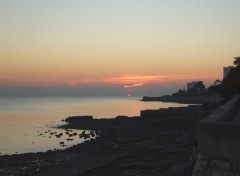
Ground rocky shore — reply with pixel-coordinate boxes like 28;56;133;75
142;95;222;106
0;105;215;176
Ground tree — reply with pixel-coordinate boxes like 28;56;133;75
187;81;206;95
208;80;223;95
213;79;222;86
172;89;186;97
221;62;240;100
233;56;240;66
208;56;240;100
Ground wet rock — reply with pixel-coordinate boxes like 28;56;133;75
90;131;95;137
55;133;63;138
83;134;90;139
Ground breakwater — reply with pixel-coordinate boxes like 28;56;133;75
140;105;210;122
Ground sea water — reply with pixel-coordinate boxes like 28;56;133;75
0;96;189;155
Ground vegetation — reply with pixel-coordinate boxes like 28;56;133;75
233;56;240;66
187;81;206;95
164;56;239;101
221;64;240;100
208;56;240;100
172;81;207;97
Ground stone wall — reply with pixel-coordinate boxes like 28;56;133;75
192;95;240;176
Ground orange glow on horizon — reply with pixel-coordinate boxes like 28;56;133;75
68;74;219;87
0;74;221;87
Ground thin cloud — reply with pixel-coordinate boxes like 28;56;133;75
2;74;218;87
68;74;215;86
124;83;145;88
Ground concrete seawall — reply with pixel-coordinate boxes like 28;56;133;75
192;95;240;176
140;105;209;122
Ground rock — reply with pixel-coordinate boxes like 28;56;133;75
90;131;95;137
83;134;90;139
55;133;63;138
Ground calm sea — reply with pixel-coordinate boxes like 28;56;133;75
0;96;189;155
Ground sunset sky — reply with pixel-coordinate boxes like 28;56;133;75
1;0;240;96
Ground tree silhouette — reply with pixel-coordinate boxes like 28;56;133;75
233;56;240;66
213;79;222;86
208;56;240;100
221;58;240;100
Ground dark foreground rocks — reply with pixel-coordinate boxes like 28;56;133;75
0;106;213;176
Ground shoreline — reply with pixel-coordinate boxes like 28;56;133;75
0;105;215;176
142;95;212;104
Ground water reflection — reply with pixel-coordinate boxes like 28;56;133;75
0;126;95;155
0;96;189;155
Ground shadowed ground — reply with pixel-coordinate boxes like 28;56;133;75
0;107;213;176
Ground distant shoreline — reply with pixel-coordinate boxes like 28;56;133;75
141;95;221;104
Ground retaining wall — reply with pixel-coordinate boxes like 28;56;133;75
192;95;240;176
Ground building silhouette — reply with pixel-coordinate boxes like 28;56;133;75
223;66;234;78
